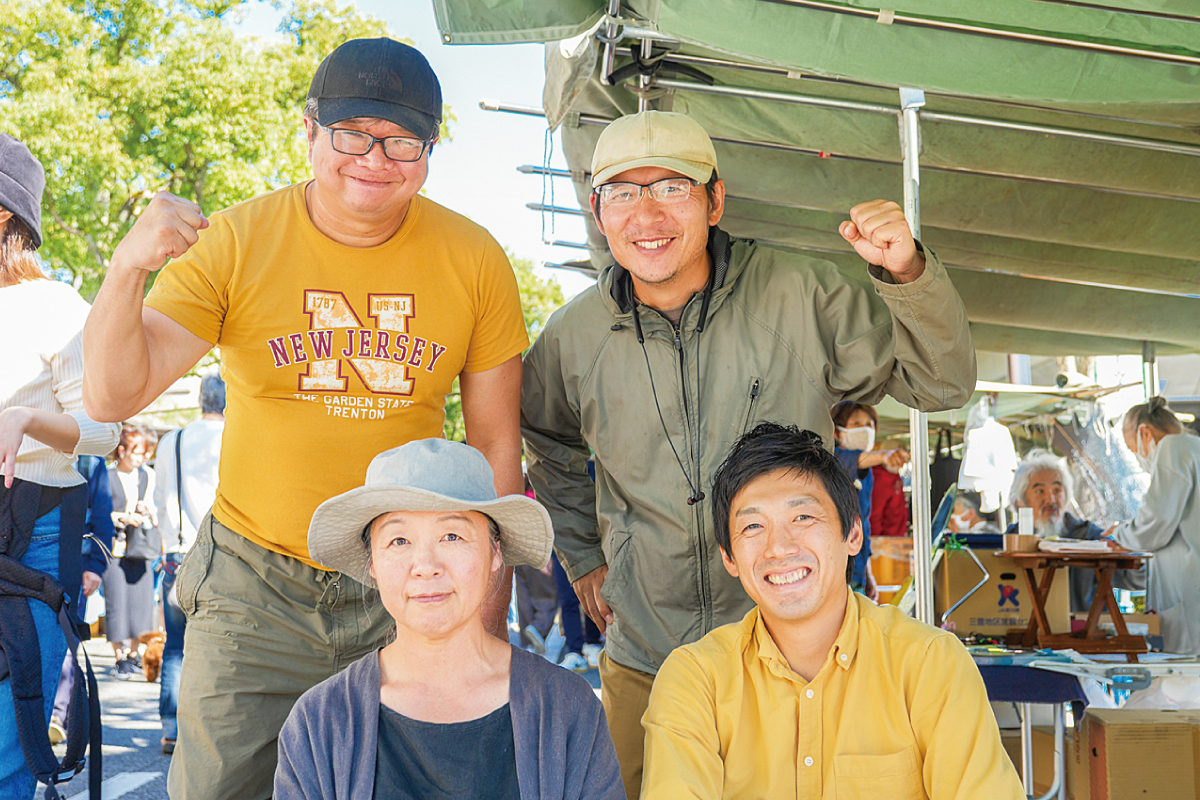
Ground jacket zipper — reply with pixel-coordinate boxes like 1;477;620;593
672;321;711;631
742;379;761;436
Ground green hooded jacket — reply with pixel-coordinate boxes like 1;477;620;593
521;228;976;673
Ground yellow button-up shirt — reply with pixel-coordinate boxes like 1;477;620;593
641;593;1023;800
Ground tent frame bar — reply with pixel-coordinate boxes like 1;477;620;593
757;0;1200;66
1030;0;1200;24
490;102;1200;205
652;77;1200;158
651;50;1200;133
527;202;588;217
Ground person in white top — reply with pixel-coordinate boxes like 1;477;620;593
1109;397;1200;655
0;133;120;800
153;373;225;753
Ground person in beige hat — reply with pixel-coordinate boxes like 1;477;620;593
276;438;625;799
521;109;977;798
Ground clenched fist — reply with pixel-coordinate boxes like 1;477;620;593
110;192;209;274
838;199;925;283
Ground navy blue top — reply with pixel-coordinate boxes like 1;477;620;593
835;447;873;589
374;703;520;800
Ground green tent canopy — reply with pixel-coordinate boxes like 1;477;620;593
434;0;1200;356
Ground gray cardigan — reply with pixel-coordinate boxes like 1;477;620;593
274;646;626;800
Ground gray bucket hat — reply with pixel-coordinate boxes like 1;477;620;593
308;439;554;588
0;134;45;249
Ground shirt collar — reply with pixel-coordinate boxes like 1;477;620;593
751;589;862;679
830;590;861;672
752;607;793;679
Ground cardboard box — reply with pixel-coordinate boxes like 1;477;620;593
934;549;1070;636
1083;708;1200;800
1001;726;1073;797
870;535;912;604
1074;720;1088;800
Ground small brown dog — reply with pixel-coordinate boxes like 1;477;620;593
140;631;165;683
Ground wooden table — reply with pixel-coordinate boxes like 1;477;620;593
999;550;1151;663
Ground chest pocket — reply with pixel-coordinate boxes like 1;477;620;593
834;747;925;800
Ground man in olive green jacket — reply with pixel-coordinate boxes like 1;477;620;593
520;110;976;799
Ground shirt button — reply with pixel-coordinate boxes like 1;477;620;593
839;653;849;663
804;756;814;767
806;689;814;699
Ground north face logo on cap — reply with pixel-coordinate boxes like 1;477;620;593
357;70;403;93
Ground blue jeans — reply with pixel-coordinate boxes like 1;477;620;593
552;552;601;655
0;507;65;800
160;555;186;740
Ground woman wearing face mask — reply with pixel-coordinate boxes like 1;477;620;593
830;402;910;601
1107;397;1200;655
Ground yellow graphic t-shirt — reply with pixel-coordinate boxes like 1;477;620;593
146;183;528;565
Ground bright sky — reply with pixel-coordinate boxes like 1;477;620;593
239;0;595;297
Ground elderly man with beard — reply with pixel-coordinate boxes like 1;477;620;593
1007;450;1141;612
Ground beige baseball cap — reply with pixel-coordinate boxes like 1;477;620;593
591;111;718;188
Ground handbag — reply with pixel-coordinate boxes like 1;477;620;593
929;428;961;511
121;523;160;561
118;469;160;561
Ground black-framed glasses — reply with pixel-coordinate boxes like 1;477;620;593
316;123;432;163
595;177;700;208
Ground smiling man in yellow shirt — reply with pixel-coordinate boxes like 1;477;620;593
641;423;1023;800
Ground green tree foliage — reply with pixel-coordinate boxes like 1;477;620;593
3;0;552;440
443;254;565;441
0;0;456;297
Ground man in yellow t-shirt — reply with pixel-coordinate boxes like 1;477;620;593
641;423;1024;800
83;38;528;800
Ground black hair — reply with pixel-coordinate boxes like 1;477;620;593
702;171;719;206
711;422;861;582
830;400;878;430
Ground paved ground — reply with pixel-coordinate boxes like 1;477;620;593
42;617;600;798
45;640;171;799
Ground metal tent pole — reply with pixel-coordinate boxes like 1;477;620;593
756;0;1200;67
1142;341;1159;398
637;38;652;111
599;0;622;85
650;78;1200;159
900;87;935;626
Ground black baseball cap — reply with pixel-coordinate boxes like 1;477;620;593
307;38;442;141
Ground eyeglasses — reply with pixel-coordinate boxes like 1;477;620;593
595;177;700;208
316;123;433;163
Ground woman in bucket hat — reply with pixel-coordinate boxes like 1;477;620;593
274;439;624;799
0;134;119;799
